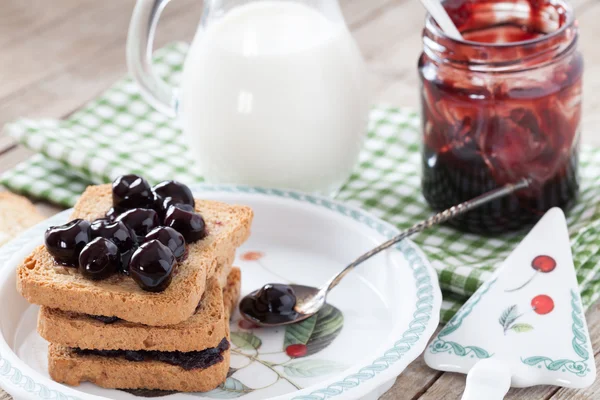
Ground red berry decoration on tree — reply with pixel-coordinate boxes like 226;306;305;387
532;255;556;273
505;255;556;292
531;294;554;315
286;344;307;358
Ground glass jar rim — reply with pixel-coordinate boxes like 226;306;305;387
424;0;576;48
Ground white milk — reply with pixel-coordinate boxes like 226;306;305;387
180;1;368;193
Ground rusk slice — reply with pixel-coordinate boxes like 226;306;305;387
17;184;252;326
0;192;45;246
48;344;230;392
39;268;241;352
47;269;241;392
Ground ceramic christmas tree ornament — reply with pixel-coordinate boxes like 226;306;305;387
425;208;596;399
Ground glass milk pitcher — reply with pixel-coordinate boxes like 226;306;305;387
127;0;369;194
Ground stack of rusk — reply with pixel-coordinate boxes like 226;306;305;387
17;184;253;392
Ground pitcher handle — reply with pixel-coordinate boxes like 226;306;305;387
127;0;178;117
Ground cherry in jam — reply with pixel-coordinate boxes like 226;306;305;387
116;208;160;242
163;204;206;243
112;174;153;209
45;219;92;266
90;219;138;273
152;180;195;208
78;237;120;280
239;284;299;325
145;227;187;261
129;240;175;292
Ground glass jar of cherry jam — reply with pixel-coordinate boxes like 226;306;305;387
419;0;582;233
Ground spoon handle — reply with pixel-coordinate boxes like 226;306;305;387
325;178;531;292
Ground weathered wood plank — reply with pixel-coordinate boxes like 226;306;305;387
343;0;405;29
0;0;93;47
0;146;35;173
0;0;200;125
0;1;139;100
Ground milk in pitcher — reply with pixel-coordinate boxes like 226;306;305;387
179;1;369;193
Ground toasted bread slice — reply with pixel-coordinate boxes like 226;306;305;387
47;268;241;392
39;268;241;352
0;192;45;246
48;344;230;392
222;267;241;320
17;184;252;326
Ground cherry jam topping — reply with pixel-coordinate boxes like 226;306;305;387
78;238;120;280
112;174;153;209
45;219;92;266
129;240;176;293
239;284;299;324
44;175;205;292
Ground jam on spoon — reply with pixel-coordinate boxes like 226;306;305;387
239;284;300;325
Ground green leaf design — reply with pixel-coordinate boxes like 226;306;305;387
283;359;346;378
231;331;262;350
201;377;253;398
573;340;590;360
470;346;491;359
510;323;534;333
284;304;343;357
548;359;571;371
499;305;518;330
284;314;317;347
448;342;466;356
438;322;460;337
522;356;551;366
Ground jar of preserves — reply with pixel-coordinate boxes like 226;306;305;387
419;0;582;233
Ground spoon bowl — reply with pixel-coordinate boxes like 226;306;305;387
240;284;323;327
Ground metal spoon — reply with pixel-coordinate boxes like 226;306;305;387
418;0;463;40
240;178;531;327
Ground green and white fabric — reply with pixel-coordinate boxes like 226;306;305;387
3;42;600;323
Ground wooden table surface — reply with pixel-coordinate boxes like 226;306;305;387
2;0;600;399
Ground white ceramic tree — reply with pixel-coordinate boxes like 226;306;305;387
425;208;596;399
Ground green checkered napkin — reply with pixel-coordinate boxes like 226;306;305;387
3;42;600;323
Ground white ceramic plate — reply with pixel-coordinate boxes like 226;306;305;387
0;185;441;400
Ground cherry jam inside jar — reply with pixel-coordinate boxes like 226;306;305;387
419;0;582;233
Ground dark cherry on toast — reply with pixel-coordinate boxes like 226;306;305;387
164;204;206;243
112;174;153;209
90;219;137;253
145;226;187;261
129;240;176;292
79;238;120;280
152;180;195;216
45;219;92;266
90;219;137;274
44;174;207;292
116;208;160;242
